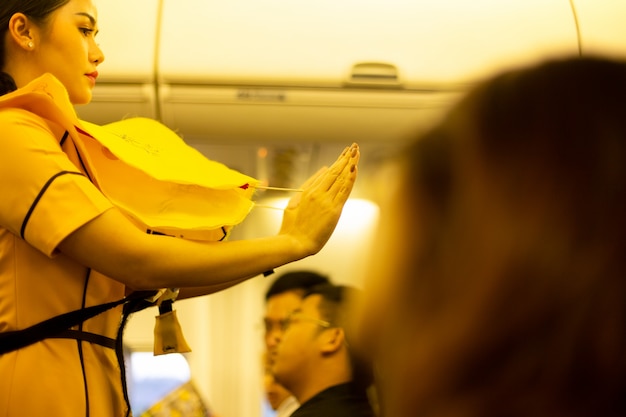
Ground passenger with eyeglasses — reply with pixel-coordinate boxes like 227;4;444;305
263;271;331;417
269;283;376;417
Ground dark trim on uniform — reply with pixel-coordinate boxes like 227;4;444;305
147;227;228;241
71;127;95;183
77;337;89;417
59;130;69;146
78;269;91;417
20;170;84;239
72;142;93;183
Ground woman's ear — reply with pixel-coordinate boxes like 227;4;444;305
320;328;346;355
7;13;37;51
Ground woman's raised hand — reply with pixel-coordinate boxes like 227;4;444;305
279;143;360;257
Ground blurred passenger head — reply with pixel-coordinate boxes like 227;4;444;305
263;270;330;409
357;56;626;417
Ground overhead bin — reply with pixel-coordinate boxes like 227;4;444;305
158;85;461;143
158;0;577;86
78;0;626;143
76;1;626;142
571;0;626;58
157;0;578;143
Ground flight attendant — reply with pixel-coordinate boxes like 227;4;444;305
0;1;359;416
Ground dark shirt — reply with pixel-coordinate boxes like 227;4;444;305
290;382;375;417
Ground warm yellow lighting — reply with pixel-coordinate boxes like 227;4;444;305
252;197;379;231
335;199;379;233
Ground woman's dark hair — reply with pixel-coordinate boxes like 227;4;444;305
389;56;626;417
0;0;70;95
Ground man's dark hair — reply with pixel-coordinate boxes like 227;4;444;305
265;270;330;301
305;283;375;390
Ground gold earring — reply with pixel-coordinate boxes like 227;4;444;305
27;41;34;49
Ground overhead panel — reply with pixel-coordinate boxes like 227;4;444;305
157;0;578;144
158;0;577;85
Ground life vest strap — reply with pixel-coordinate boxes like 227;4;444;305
52;329;117;349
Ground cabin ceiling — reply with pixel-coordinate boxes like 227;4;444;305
75;0;626;188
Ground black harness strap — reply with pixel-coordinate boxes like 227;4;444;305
0;290;156;355
53;329;117;350
0;290;158;416
116;295;158;417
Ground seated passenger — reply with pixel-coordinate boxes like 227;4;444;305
271;283;375;417
263;270;332;416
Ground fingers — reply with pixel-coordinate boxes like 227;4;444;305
304;166;329;189
299;143;355;188
297;143;359;202
332;164;358;203
319;143;359;199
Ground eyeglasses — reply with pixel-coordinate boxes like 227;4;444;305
263;318;289;335
280;311;333;332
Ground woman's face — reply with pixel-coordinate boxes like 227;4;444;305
32;0;104;103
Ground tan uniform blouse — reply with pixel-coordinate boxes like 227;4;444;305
0;74;130;417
